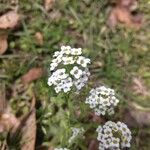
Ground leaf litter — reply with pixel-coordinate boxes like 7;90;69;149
0;11;20;55
107;0;143;29
0;11;20;29
21;68;43;84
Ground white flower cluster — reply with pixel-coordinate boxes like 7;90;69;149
96;121;132;150
54;148;69;150
48;46;90;93
85;86;119;116
68;127;85;143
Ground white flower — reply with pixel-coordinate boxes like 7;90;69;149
61;77;73;93
71;48;82;55
74;80;85;91
62;56;75;65
56;77;73;93
68;127;85;143
55;68;68;79
50;55;63;71
48;46;90;93
110;137;120;148
55;86;62;93
85;86;119;116
70;66;83;79
52;57;62;64
96;121;132;150
77;56;90;67
47;77;53;86
53;51;62;57
61;45;71;54
50;62;58;71
47;73;58;86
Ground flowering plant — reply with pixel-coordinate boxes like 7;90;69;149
48;46;90;93
85;86;119;116
47;45;132;150
96;121;132;150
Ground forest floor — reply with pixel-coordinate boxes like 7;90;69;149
0;0;150;150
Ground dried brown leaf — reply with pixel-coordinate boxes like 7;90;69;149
108;7;142;29
0;141;8;150
0;113;20;133
0;11;20;29
0;83;20;133
0;35;8;55
44;0;55;11
35;32;44;45
20;96;36;150
108;0;142;29
117;0;138;11
21;68;43;84
20;109;36;150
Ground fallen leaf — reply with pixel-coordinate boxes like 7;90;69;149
0;83;20;133
0;141;7;150
35;32;44;45
7;94;36;150
107;0;143;29
0;11;20;29
21;68;43;84
20;96;36;150
0;113;20;133
132;77;149;96
20;109;36;150
0;11;20;55
117;0;138;11
44;0;55;11
0;35;8;55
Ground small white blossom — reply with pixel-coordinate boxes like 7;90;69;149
85;86;119;116
96;121;132;150
68;127;85;143
53;51;63;57
50;62;58;71
62;56;75;65
61;45;71;54
77;56;91;67
71;48;82;55
52;58;62;64
70;66;83;79
48;46;90;93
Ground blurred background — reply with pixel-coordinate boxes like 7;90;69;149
0;0;150;149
